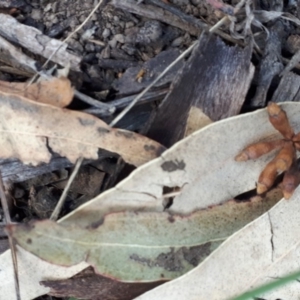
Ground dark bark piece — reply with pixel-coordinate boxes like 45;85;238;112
0;157;73;184
146;0;212;28
0;35;39;74
251;20;285;107
0;150;118;184
272;72;300;103
112;0;240;44
42;267;164;300
113;49;184;95
98;58;141;70
0;14;81;71
145;31;254;147
113;0;202;36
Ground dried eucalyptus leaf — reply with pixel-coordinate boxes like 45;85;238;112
0;93;164;167
8;194;278;281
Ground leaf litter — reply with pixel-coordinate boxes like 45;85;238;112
5;103;300;299
2;1;300;299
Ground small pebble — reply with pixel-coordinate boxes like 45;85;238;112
81;27;97;41
85;42;95;52
69;39;84;53
87;65;101;78
114;33;125;44
119;21;125;29
31;9;42;20
101;46;111;59
122;43;136;55
102;28;111;39
125;21;134;29
83;53;96;63
171;36;184;47
136;20;163;45
44;3;52;12
108;37;117;48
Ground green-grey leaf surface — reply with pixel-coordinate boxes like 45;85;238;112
9;195;279;281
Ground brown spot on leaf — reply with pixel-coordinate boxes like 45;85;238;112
182;243;212;266
77;117;96;126
115;131;134;139
26;238;32;244
88;218;104;229
161;160;186;172
97;127;110;135
155;248;184;272
168;215;175;223
130;248;186;273
144;144;156;152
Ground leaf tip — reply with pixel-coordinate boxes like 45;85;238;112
267;102;281;117
235;152;249;162
256;183;269;195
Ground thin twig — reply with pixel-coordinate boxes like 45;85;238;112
84;88;169;116
209;16;230;33
74;90;115;113
50;157;84;221
0;175;20;300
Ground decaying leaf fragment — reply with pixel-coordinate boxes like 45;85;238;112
0;77;74;107
0;92;165;167
235;102;300;198
2;102;296;300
